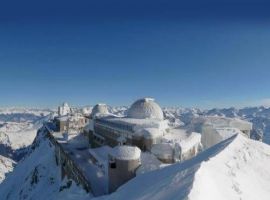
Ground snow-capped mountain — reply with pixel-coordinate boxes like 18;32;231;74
0;155;15;184
0;128;90;200
0;108;54;193
1;106;270;200
0;108;54;160
163;106;270;144
1;128;270;200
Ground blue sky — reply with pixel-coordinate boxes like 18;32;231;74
1;0;270;108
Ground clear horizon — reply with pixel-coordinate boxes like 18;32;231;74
1;0;270;109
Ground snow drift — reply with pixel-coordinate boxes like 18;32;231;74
98;134;270;200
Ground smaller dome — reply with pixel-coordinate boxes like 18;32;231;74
91;103;109;118
127;98;164;120
110;146;141;160
63;102;69;107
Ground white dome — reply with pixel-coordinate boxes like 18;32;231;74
110;146;141;160
58;102;71;116
63;102;69;107
91;103;109;118
127;98;164;120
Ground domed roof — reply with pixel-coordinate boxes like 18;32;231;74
110;146;141;160
127;98;164;120
63;102;69;107
91;103;109;118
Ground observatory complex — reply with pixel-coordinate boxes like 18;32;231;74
44;97;252;196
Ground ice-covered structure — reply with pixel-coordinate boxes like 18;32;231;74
58;102;71;116
54;114;87;133
91;104;109;118
55;103;87;133
151;129;202;163
189;116;252;149
85;98;168;151
84;98;202;164
127;98;164;120
108;146;141;193
46;98;203;197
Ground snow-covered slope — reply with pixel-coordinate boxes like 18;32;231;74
0;108;54;160
2;106;270;200
0;129;91;200
188;135;270;200
0;155;15;184
97;134;270;200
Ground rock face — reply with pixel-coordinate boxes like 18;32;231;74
0;129;90;200
0;155;15;183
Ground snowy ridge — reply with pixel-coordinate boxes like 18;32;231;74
97;134;270;200
0;132;90;200
0;155;15;184
1;106;270;200
0;110;54;161
189;135;270;200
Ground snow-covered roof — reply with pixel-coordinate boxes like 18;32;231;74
163;129;201;152
190;116;252;132
63;102;69;107
89;146;112;165
91;104;109;118
98;116;168;135
141;128;163;139
110;146;141;160
127;98;164;120
55;115;69;122
163;128;190;142
203;116;252;130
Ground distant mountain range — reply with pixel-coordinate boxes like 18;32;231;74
0;106;270;200
163;106;270;144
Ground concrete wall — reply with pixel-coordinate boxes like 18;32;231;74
108;156;141;193
45;126;92;193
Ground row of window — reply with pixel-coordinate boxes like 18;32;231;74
93;134;105;145
95;124;128;140
95;118;134;132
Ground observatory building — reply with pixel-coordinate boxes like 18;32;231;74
55;102;87;133
84;98;202;164
58;102;71;116
86;98;168;151
190;116;253;149
108;146;141;193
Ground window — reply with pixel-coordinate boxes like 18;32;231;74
109;160;116;169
